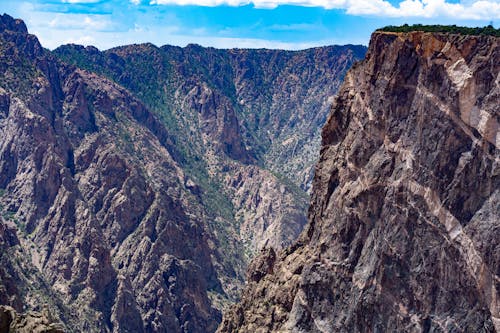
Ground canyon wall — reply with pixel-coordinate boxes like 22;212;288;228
219;30;499;332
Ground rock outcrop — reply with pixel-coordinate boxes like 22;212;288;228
0;305;65;333
219;31;499;332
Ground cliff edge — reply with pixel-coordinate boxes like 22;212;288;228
219;30;499;332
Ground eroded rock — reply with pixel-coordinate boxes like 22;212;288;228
219;31;499;333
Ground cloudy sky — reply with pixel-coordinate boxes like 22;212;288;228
2;0;499;50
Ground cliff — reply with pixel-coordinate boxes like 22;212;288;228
219;31;499;332
0;13;222;332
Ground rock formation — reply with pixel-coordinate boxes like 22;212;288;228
219;30;499;332
0;14;221;332
0;13;365;332
0;305;65;333
54;39;365;254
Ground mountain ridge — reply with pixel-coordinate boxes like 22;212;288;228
53;36;366;256
53;40;367;191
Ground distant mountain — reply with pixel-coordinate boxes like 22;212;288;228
0;13;365;332
53;38;365;267
219;29;500;332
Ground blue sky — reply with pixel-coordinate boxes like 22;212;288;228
2;0;499;50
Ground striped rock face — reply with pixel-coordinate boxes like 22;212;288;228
219;31;499;333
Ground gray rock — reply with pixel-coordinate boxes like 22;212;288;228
219;31;499;333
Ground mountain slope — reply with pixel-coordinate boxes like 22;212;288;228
0;14;225;332
54;43;366;191
0;14;366;332
54;40;366;253
219;30;499;332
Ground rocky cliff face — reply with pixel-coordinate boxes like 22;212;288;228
219;31;499;332
0;14;365;332
54;41;365;255
0;14;225;332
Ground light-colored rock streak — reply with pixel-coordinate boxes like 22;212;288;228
418;82;499;149
447;58;473;90
407;180;499;331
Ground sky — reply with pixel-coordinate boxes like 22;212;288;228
1;0;499;50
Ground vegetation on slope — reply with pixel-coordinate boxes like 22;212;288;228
377;24;500;37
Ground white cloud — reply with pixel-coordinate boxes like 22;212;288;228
48;14;112;30
145;0;500;19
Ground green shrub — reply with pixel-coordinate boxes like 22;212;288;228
377;24;499;37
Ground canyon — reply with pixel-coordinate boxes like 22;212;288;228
0;13;365;332
1;12;498;333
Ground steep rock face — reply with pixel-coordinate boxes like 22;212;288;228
224;164;308;251
219;31;499;332
0;218;22;312
227;46;366;191
54;43;366;254
183;82;250;162
0;216;74;331
0;14;224;332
